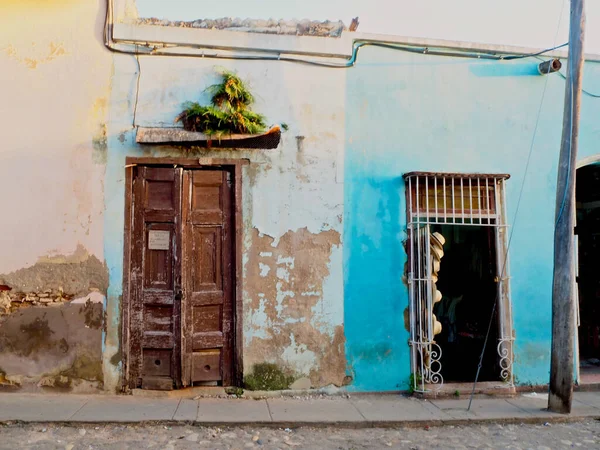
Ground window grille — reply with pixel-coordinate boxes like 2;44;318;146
403;172;514;393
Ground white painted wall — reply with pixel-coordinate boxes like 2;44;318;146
0;0;112;272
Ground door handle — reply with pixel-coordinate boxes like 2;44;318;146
175;290;183;301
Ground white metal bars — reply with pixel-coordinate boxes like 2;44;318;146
407;225;443;392
404;172;513;392
405;173;509;227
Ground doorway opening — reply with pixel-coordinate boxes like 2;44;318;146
432;225;499;382
404;172;513;393
576;164;600;384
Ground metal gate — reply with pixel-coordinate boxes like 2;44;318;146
403;172;514;393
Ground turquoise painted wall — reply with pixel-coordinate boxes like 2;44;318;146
344;46;600;391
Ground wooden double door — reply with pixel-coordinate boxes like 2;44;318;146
128;166;235;390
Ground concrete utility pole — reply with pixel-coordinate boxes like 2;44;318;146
549;0;586;414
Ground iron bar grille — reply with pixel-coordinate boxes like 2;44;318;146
403;173;514;393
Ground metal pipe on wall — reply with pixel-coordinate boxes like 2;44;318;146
538;58;562;75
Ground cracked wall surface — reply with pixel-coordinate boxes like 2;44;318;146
244;228;345;387
137;17;348;38
0;245;107;392
0;302;103;392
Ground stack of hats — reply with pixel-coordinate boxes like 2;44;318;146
430;232;445;336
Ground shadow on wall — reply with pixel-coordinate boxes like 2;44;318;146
469;62;544;78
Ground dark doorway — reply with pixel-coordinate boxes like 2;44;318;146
432;224;500;382
576;164;600;383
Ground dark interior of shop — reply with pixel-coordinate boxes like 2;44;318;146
576;164;600;383
432;224;500;382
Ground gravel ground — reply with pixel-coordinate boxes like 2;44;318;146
1;421;599;450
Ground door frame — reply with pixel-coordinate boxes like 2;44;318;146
121;157;247;390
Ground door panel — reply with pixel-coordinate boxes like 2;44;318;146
130;167;182;390
194;305;221;331
192;227;222;291
144;305;174;333
182;169;234;386
144;224;175;290
192;351;221;381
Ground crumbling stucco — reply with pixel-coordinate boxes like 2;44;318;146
0;244;108;297
105;295;122;368
91;97;108;165
138;17;348;38
244;227;345;388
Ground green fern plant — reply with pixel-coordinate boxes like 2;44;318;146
176;69;267;136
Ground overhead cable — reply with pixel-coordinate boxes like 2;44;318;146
104;0;569;67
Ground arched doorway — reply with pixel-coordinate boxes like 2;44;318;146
576;163;600;384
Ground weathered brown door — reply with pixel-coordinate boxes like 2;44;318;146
181;169;234;386
129;166;234;390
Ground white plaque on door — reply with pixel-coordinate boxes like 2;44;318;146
148;230;170;250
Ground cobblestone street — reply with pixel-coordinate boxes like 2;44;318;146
1;420;599;450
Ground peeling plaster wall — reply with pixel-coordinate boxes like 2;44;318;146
9;1;600;395
0;244;108;392
245;228;345;387
106;52;346;388
0;0;113;390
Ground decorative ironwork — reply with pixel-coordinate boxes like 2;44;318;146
408;225;445;392
423;343;444;384
404;173;514;393
497;338;515;385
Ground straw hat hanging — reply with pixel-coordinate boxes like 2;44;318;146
429;231;445;336
431;232;445;260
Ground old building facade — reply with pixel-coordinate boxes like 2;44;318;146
2;0;600;394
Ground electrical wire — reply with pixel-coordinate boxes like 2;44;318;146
501;42;569;60
132;45;141;128
104;0;568;67
104;0;573;130
534;56;600;98
148;40;570;68
556;69;600;98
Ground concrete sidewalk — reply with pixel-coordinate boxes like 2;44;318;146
1;392;600;427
